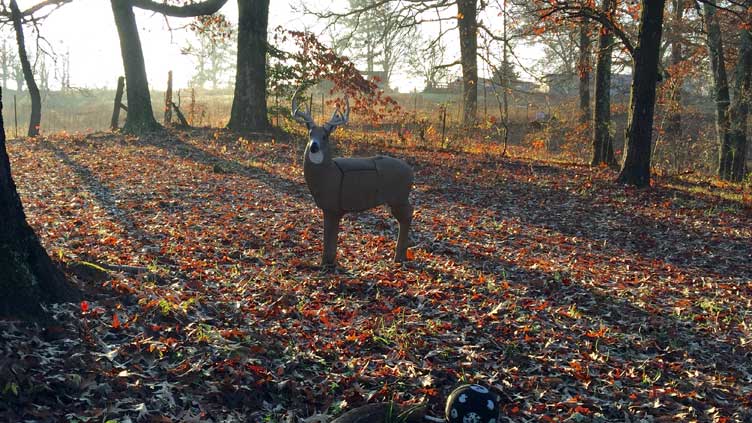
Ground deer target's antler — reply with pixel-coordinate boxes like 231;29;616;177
324;96;349;131
291;87;314;126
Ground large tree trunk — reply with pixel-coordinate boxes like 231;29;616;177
227;0;270;132
617;0;666;187
726;29;751;182
578;21;592;123
110;0;227;134
591;0;616;167
111;0;160;134
703;1;733;180
10;0;41;137
457;0;478;125
0;90;78;320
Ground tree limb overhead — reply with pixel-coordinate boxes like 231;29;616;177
128;0;228;17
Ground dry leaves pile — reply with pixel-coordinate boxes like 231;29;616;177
1;129;750;422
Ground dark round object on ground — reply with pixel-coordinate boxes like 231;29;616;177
445;384;500;423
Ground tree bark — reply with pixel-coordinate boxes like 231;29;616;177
726;29;751;182
111;0;160;134
110;0;228;134
703;1;733;180
617;0;666;187
578;21;592;123
9;0;41;137
665;0;683;142
129;0;226;16
591;0;616;167
227;0;270;132
457;0;478;125
0;90;78;320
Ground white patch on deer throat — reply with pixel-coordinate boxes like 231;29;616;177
309;149;324;164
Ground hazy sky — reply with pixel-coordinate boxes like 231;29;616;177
17;0;297;90
12;0;540;93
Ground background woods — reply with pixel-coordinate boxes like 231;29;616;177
0;0;751;422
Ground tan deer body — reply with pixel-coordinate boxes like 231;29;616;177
293;91;413;266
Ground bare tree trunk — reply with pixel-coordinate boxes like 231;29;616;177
111;0;160;134
9;0;41;137
578;21;592;123
0;90;78;320
665;0;683;143
502;2;509;127
617;0;666;187
228;0;270;132
591;0;616;167
457;0;478;125
727;29;751;182
703;1;733;180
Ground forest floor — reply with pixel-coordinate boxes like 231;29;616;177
1;129;751;423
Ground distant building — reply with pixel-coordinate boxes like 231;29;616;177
542;72;632;97
434;77;539;95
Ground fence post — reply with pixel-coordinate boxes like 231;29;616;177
441;104;447;145
189;88;195;125
308;93;313;122
110;76;125;130
14;94;18;138
275;94;279;126
164;70;173;125
484;80;487;119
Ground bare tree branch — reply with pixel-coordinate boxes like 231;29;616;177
128;0;228;17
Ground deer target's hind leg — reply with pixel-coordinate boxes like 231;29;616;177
322;210;343;267
390;203;413;262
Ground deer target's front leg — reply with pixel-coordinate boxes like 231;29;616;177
390;203;413;262
322;210;343;267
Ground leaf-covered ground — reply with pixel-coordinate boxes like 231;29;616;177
1;129;751;422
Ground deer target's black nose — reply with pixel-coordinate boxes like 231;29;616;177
310;142;320;153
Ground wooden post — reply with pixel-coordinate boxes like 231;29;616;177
164;70;173;125
111;76;125;130
414;89;418;113
171;101;190;127
308;93;313;122
275;94;279;126
441;104;447;144
13;94;18;138
484;79;487;119
189;88;195;125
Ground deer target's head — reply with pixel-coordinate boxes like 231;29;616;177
292;88;350;166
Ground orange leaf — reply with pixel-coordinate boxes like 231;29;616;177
112;313;121;330
406;249;415;260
